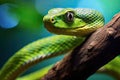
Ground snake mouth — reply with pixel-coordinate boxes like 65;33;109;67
44;22;89;36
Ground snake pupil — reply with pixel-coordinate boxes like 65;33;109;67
52;18;54;21
66;11;74;22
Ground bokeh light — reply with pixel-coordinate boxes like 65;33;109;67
0;4;19;29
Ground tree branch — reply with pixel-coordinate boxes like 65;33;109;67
42;13;120;80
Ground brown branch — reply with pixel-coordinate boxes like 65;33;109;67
41;13;120;80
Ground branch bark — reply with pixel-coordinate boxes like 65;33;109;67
42;13;120;80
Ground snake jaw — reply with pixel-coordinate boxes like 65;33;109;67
44;21;88;36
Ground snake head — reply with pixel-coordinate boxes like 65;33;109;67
43;8;104;36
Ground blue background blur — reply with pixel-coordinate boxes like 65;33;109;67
0;0;120;79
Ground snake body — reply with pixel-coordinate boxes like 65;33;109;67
0;8;104;80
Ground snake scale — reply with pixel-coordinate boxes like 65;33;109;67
0;8;104;80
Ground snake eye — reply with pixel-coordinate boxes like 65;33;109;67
65;11;74;22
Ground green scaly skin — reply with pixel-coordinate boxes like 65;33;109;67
0;8;104;80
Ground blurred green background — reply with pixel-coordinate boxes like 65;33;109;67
0;0;120;80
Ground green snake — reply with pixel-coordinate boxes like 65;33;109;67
0;8;105;80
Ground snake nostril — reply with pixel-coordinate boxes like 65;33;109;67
50;18;56;23
51;18;54;21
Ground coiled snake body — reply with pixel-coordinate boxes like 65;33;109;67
0;8;104;80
